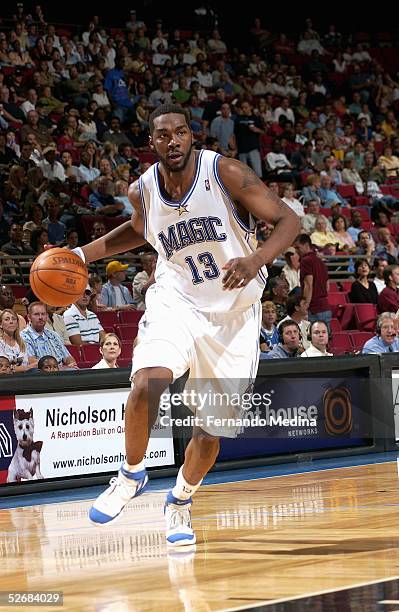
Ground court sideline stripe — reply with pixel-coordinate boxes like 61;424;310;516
222;574;399;611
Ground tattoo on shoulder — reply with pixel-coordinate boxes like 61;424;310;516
240;164;262;189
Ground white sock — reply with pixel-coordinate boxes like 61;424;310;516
120;460;145;483
172;466;202;500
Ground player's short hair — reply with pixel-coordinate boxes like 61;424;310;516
149;104;191;134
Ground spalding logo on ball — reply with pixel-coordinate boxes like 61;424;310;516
29;247;88;307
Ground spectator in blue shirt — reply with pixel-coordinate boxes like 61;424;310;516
362;312;399;354
89;177;124;216
104;56;135;123
261;320;302;359
42;198;66;245
21;302;78;368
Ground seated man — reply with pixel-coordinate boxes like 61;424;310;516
301;320;333;357
261;319;302;359
21;302;78;368
132;252;157;311
101;261;136;310
378;265;399;314
279;293;311;350
362;312;399;354
63;287;105;345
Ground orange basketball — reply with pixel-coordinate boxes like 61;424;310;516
29;247;88;307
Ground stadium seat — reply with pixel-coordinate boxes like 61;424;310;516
10;285;27;298
81;344;101;362
329;282;341;292
118;310;144;325
340;280;353;293
118;359;132;368
116;325;139;341
329;332;353;354
67;345;82;362
350;331;374;352
337;184;357;201
353;303;378;332
337;303;355;330
79;361;96;369
98;311;119;328
327;292;348;317
330;318;342;332
120;342;133;360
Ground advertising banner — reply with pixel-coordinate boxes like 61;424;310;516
391;370;399;441
0;388;175;485
218;375;373;460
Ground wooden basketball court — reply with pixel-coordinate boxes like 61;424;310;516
1;459;399;610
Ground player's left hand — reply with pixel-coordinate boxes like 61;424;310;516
222;253;263;290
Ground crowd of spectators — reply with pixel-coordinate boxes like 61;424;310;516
1;6;399;372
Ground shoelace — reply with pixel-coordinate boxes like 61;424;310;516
167;505;192;530
105;476;137;503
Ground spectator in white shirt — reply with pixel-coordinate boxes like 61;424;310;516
20;89;38;117
281;183;305;217
92;333;122;369
301;320;332;357
63;286;105;345
273;97;296;125
38;145;66;182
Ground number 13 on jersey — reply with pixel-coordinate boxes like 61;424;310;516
185;252;220;284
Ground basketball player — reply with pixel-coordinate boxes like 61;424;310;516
72;104;300;546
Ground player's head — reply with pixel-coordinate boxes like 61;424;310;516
149;104;194;172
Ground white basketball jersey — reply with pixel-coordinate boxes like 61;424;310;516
138;150;268;312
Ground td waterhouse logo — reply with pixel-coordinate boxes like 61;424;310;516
323;387;353;435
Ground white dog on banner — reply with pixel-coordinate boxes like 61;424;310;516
7;408;44;482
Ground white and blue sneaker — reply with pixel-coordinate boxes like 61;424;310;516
89;467;148;525
164;491;196;547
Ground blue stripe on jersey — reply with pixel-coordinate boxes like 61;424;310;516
154;150;204;208
213;154;253;234
138;177;147;239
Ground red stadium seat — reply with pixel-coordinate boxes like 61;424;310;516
81;344;101;362
116;325;139;341
330;318;342;332
337;184;357;201
67;345;82;362
327;292;348;317
79;361;96;369
337;303;355;330
353;303;378;332
120;342;133;360
329;332;353;354
118;310;144;326
340;280;353;293
98;311;119;328
350;331;374;352
10;285;27;298
329;282;341;292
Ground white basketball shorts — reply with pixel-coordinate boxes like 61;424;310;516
130;286;261;437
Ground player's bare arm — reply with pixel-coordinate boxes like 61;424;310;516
81;181;146;263
218;157;300;290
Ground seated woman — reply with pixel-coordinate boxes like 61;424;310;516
0;309;37;373
332;215;356;251
91;333;122;369
349;258;378;304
